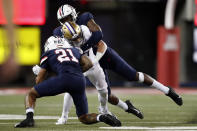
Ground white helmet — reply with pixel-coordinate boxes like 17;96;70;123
57;4;78;25
44;36;72;52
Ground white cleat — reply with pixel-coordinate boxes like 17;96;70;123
55;117;67;125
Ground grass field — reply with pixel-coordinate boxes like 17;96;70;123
0;88;197;130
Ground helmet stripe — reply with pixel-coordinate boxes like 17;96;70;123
61;5;64;16
69;23;77;34
59;8;62;17
65;23;74;36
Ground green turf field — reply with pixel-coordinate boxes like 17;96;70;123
0;92;197;130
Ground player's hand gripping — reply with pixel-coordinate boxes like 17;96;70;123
32;65;41;75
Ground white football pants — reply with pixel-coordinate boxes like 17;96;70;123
60;48;109;118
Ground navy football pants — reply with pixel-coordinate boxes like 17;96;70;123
99;47;137;95
34;74;88;117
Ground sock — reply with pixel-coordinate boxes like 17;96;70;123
98;92;108;113
26;107;34;114
98;93;108;107
117;100;128;111
151;80;170;94
61;93;73;118
96;114;102;122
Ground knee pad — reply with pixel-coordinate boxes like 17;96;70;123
138;72;144;83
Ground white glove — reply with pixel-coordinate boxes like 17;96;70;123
32;65;41;75
88;48;98;65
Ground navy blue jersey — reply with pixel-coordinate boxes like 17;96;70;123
40;48;83;76
34;47;88;117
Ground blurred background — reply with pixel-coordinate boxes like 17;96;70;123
0;0;195;88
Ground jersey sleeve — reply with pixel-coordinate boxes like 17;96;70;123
53;26;63;37
81;31;103;51
77;12;94;25
39;53;49;69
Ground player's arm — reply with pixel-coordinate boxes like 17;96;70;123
35;54;49;84
35;68;47;84
95;40;107;62
80;55;93;72
81;16;103;51
87;19;102;32
87;19;107;61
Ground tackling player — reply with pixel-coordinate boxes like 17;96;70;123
15;36;121;128
55;21;144;125
53;4;183;124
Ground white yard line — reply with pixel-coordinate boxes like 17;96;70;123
100;126;197;130
0;114;77;120
1;114;197;131
124;121;185;124
0;114;188;124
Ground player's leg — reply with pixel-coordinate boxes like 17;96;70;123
84;63;109;114
104;48;182;106
79;113;121;127
56;93;73;125
15;76;71;128
102;47;137;81
15;88;38;128
136;72;183;106
103;69;143;119
70;86;121;127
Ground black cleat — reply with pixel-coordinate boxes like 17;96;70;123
99;114;121;127
166;87;183;106
15;118;34;128
125;100;144;119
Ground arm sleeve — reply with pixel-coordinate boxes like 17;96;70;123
81;31;103;51
39;53;49;69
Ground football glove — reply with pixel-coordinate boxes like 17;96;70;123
32;65;41;75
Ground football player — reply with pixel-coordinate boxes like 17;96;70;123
54;21;144;125
53;4;183;124
15;36;121;128
55;21;114;124
32;23;143;125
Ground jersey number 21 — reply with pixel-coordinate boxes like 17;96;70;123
55;49;79;63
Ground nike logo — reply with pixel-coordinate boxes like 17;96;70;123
178;96;182;99
133;108;140;114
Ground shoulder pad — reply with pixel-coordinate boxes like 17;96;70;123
53;26;63;37
77;12;94;25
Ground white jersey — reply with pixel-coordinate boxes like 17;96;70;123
80;25;97;63
79;25;108;91
81;25;92;43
